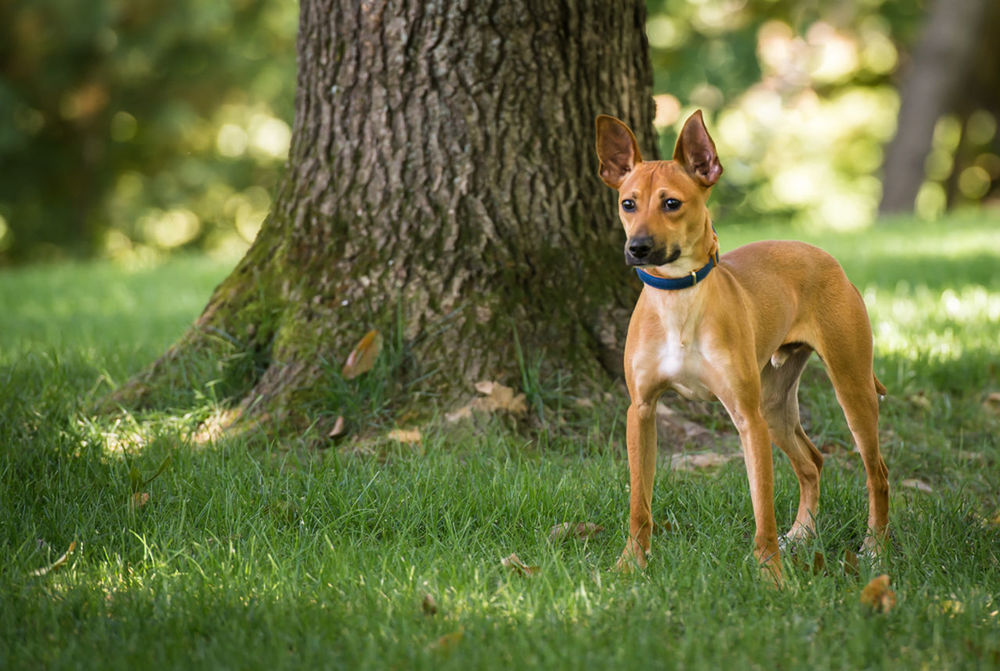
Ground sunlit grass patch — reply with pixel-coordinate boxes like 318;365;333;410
1;212;999;669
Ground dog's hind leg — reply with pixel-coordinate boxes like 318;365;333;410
761;345;824;542
813;299;889;553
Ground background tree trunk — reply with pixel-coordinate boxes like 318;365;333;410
878;0;996;214
109;0;657;431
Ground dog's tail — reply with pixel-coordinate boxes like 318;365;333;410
874;375;887;398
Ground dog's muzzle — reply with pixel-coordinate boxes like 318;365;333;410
625;237;679;267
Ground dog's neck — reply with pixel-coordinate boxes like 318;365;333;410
638;216;719;288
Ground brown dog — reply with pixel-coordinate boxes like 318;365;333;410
595;111;888;579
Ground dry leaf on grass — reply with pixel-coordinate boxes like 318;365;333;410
667;452;741;471
31;541;77;577
548;522;604;542
342;329;381;379
421;593;438;616
501;553;540;576
860;574;896;613
130;491;151;508
445;381;528;422
387;428;421;444
901;478;933;493
444;405;473;423
982;392;1000;414
327;415;346;438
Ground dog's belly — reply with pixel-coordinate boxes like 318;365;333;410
656;342;715;401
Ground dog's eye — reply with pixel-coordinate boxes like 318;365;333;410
621;199;637;213
663;198;682;212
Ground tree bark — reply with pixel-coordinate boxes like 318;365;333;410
109;0;657;432
878;0;994;214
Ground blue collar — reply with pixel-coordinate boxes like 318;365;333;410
635;256;717;291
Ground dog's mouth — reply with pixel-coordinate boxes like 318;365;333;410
626;246;681;267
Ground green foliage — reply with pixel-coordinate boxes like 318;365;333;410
1;213;999;668
3;0;997;263
0;0;296;263
645;0;997;228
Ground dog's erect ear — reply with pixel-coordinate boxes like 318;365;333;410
595;115;642;189
673;110;723;187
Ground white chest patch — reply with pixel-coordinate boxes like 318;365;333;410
630;337;713;401
658;341;689;380
631;289;717;401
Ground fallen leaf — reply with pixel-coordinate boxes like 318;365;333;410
668;452;741;471
474;380;497;395
843;548;860;576
445;381;528;422
444;405;473;423
860;574;896;613
31;541;77;577
421;593;438;616
327;415;346;438
983;392;1000;414
901;478;933;493
387;428;422;444
548;522;604;542
501;553;540;576
428;629;463;654
130;491;150;508
342;329;381;379
574;397;594;408
476;381;527;414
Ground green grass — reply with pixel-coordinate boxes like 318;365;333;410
1;215;999;669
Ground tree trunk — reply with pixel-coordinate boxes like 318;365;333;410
878;0;993;214
108;0;657;432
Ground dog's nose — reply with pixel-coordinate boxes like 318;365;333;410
627;235;655;260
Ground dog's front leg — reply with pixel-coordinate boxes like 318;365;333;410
618;399;657;570
714;372;783;582
728;397;782;583
743;415;782;582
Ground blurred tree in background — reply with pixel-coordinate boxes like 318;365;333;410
646;0;999;227
880;0;1000;214
1;0;998;265
0;0;296;264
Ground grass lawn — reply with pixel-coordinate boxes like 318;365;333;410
1;213;998;669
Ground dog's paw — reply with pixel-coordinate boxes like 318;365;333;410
859;533;891;563
615;546;649;573
779;526;817;552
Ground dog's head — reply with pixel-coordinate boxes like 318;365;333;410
595;111;722;271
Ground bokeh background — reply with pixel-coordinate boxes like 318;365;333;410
1;0;997;266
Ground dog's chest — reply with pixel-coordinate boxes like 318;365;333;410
636;305;715;401
655;338;713;400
